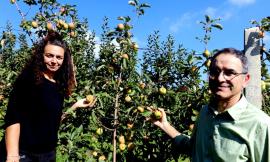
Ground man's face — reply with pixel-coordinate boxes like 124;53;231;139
43;44;65;73
209;53;250;101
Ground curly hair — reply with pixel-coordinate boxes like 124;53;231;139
19;31;76;96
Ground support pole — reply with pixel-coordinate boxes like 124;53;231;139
244;27;262;109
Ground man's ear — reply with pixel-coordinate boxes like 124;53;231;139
243;73;250;88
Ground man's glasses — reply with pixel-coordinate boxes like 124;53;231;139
209;69;247;81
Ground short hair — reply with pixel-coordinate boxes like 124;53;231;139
210;48;248;73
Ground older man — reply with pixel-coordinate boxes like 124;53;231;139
154;48;270;162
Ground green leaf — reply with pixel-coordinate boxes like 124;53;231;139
96;65;106;71
123;58;127;69
211;23;223;30
205;15;210;23
140;3;151;8
117;16;124;20
161;69;167;76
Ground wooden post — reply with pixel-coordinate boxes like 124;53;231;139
244;27;262;109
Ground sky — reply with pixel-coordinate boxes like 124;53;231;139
0;0;269;55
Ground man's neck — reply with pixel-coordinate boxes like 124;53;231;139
215;94;242;113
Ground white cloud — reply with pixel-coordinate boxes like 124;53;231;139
204;7;233;21
93;36;101;59
205;7;217;17
228;0;256;6
169;13;194;33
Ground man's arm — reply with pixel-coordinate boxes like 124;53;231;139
5;123;20;162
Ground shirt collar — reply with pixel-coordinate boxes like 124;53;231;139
226;96;248;120
209;96;248;121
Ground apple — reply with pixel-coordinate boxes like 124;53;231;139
159;87;167;95
117;23;125;31
127;122;134;129
139;82;145;89
58;19;64;26
70;31;76;37
119;143;126;151
92;151;98;157
0;95;4;100
46;22;53;31
266;82;270;89
10;0;15;4
153;110;163;120
119;135;125;144
191;66;197;72
31;21;38;28
125;96;132;102
96;128;103;135
122;54;129;59
203;49;210;57
127;142;135;151
68;22;75;30
63;22;69;29
262;80;266;90
189;124;194;131
137;106;144;113
132;43;139;51
98;155;106;161
86;95;94;103
205;60;211;67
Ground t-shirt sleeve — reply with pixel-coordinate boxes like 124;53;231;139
4;75;30;128
172;134;192;157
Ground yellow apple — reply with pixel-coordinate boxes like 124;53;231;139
122;54;129;59
31;21;38;28
159;87;167;95
98;155;106;161
86;95;94;103
125;96;132;102
68;22;75;30
127;142;135;151
127;122;134;129
46;22;53;31
92;151;98;157
137;106;144;113
205;60;211;67
203;49;210;57
262;80;266;90
119;135;125;144
63;22;69;29
153;110;162;120
119;143;126;151
96;128;103;135
133;43;139;51
189;124;194;131
70;31;76;37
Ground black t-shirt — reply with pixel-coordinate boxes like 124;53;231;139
4;72;64;153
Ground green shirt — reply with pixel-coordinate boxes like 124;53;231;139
173;96;270;162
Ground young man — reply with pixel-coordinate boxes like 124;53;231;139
154;48;270;161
